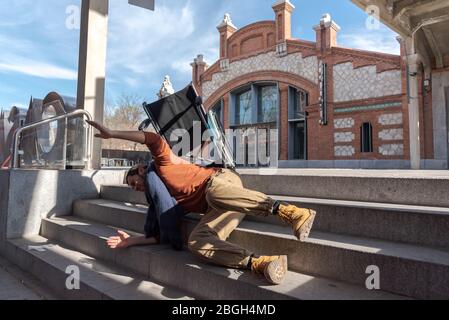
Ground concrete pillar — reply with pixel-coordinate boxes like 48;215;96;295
76;0;109;170
404;37;421;169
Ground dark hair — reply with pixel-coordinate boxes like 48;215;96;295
123;165;148;184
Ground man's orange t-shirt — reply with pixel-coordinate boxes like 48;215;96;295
144;132;219;213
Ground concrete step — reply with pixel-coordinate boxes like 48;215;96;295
40;216;408;300
98;187;449;248
0;254;57;300
237;169;449;208
5;235;194;300
71;199;449;299
101;169;449;208
100;184;147;205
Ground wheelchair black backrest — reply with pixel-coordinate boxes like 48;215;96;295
141;84;229;168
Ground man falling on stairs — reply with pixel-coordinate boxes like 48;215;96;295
87;120;316;285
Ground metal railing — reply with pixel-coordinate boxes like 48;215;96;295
12;109;93;169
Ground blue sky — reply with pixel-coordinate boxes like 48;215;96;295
0;0;400;111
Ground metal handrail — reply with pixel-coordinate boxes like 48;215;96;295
12;109;93;169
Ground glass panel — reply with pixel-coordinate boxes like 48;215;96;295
207;110;234;168
257;127;270;167
258;86;278;123
211;100;222;126
236;90;252;125
20;117;66;170
36;104;58;154
293;90;307;120
66;115;88;169
293;121;305;160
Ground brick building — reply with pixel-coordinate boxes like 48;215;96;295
191;0;439;169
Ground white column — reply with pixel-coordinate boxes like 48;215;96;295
404;38;421;169
76;0;109;170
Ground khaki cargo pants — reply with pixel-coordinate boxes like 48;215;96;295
187;168;276;269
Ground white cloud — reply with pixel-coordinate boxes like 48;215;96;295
170;32;220;75
0;0;43;27
107;1;196;74
0;55;77;80
105;0;222;94
0;2;79;81
170;60;193;75
124;77;139;87
339;25;400;55
10;103;28;109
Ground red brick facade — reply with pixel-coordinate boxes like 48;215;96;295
191;0;431;166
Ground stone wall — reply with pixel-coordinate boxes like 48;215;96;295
378;113;403;125
2;169;126;239
334;145;355;157
379;144;404;156
333;62;402;103
334;117;355;129
379;128;403;141
377;112;404;156
202;51;318;101
333;117;355;157
334;132;355;143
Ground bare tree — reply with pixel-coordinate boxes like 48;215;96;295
103;94;148;151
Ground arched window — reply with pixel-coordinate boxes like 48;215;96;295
236;89;252;125
288;87;309;160
229;83;278;168
211;99;223;126
258;86;278;123
361;122;373;153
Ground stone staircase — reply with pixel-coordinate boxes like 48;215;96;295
4;170;449;300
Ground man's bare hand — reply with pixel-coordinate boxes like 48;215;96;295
107;230;130;249
86;120;113;139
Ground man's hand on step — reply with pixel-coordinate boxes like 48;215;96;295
107;230;131;249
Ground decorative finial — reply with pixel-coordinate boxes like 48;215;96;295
157;75;175;99
321;13;332;25
272;0;295;9
217;13;237;29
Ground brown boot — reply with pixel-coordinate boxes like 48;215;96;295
251;255;288;285
277;204;316;241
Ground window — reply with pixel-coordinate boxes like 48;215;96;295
230;84;278;167
211;99;223;126
258;86;278;123
361;122;373;153
236;90;252;125
288;87;308;160
292;90;308;120
292;121;306;160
